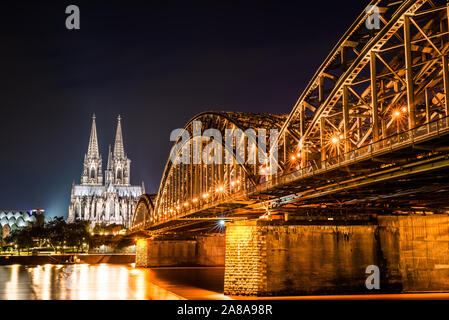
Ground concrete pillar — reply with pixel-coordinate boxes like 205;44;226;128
135;239;149;267
224;220;381;296
224;221;267;296
135;234;225;268
225;215;449;296
378;215;449;292
196;235;226;266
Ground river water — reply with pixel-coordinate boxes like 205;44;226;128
2;264;449;300
0;264;227;300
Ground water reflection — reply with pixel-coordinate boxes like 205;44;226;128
0;264;225;300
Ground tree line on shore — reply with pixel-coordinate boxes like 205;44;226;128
0;217;91;254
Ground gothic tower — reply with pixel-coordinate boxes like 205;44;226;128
81;114;103;185
106;115;131;186
68;114;143;227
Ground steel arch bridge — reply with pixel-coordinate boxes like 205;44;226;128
132;111;285;230
132;0;449;234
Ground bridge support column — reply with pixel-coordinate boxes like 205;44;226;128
224;215;449;296
378;215;449;292
224;219;382;296
224;221;268;295
135;239;150;267
135;234;225;267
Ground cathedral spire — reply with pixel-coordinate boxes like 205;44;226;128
81;114;103;185
107;144;113;169
113;115;125;158
87;114;99;158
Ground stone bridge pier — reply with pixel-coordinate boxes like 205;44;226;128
135;214;449;296
224;215;449;296
135;234;225;267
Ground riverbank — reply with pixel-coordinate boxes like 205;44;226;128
0;254;135;265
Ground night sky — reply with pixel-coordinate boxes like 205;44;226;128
0;0;366;219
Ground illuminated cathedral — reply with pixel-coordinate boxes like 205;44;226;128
68;115;144;228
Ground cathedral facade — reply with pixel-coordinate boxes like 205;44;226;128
68;115;144;228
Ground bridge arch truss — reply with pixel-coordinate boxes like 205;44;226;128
275;0;449;175
133;112;284;229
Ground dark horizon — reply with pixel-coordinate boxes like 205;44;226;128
0;0;366;219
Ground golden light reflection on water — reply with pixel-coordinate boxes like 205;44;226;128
96;264;108;300
134;268;146;300
0;264;187;300
42;264;51;300
78;264;88;300
5;265;19;300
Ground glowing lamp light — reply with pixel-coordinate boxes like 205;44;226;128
393;110;401;118
176;206;180;210
291;155;296;161
261;165;270;174
183;202;189;207
218;220;225;226
296;153;301;157
230;181;235;186
339;134;344;139
192;198;198;203
202;193;209;199
331;137;339;144
401;107;407;113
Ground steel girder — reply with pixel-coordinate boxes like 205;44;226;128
141;111;284;228
274;0;449;174
132;193;155;228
